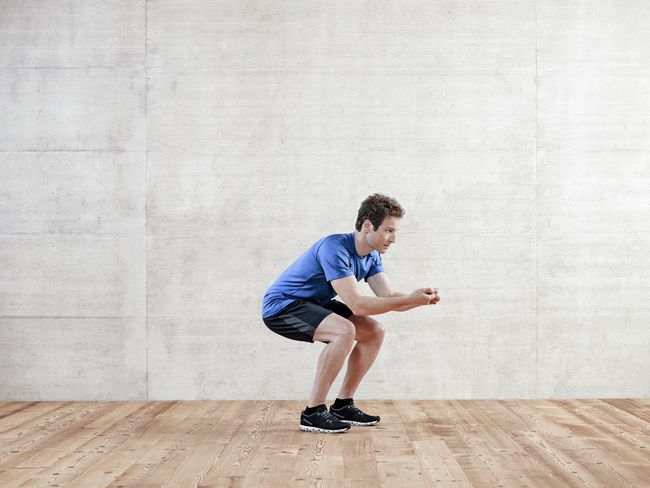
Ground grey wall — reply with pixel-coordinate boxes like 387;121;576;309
1;1;648;401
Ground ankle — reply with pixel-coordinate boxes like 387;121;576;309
332;397;354;409
304;404;326;415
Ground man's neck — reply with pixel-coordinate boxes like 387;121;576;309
353;230;372;258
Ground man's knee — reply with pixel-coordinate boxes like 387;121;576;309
374;322;386;342
366;321;385;344
349;315;386;343
335;319;356;344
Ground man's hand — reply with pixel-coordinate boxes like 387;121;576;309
390;288;441;312
409;287;437;306
428;288;440;305
420;287;440;305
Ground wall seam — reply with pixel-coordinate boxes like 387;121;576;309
534;0;540;398
144;0;149;401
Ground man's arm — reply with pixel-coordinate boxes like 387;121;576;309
390;292;422;312
367;272;420;312
331;275;418;316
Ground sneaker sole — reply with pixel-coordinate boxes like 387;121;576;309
339;419;379;426
299;424;350;433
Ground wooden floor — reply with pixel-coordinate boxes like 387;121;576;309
0;399;648;487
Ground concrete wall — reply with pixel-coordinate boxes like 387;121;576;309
1;1;648;400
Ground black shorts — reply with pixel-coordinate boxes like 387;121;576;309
262;299;353;343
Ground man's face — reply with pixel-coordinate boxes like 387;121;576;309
366;216;400;254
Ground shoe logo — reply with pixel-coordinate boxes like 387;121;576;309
302;419;313;426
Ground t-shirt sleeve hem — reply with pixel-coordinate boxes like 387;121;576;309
364;268;384;282
326;272;355;282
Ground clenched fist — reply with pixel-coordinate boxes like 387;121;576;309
427;288;440;305
409;287;441;307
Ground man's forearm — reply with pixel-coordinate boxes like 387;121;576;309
353;294;414;316
391;292;421;312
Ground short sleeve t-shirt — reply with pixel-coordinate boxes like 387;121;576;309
262;232;385;318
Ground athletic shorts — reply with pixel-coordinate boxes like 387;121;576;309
262;298;353;343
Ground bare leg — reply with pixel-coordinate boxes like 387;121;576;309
337;335;383;399
308;315;355;408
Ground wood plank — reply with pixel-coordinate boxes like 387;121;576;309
0;402;76;438
0;402;112;471
373;400;437;487
0;403;39;421
505;400;637;487
602;399;650;424
200;400;281;483
13;402;175;488
63;401;199;488
14;402;142;469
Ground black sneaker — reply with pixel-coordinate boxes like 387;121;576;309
300;406;351;433
329;403;380;426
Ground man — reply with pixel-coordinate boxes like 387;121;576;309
262;193;440;433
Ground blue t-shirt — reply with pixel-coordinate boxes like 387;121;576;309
262;232;385;318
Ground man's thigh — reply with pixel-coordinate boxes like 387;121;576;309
263;299;349;343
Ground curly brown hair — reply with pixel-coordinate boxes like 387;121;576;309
355;193;405;232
